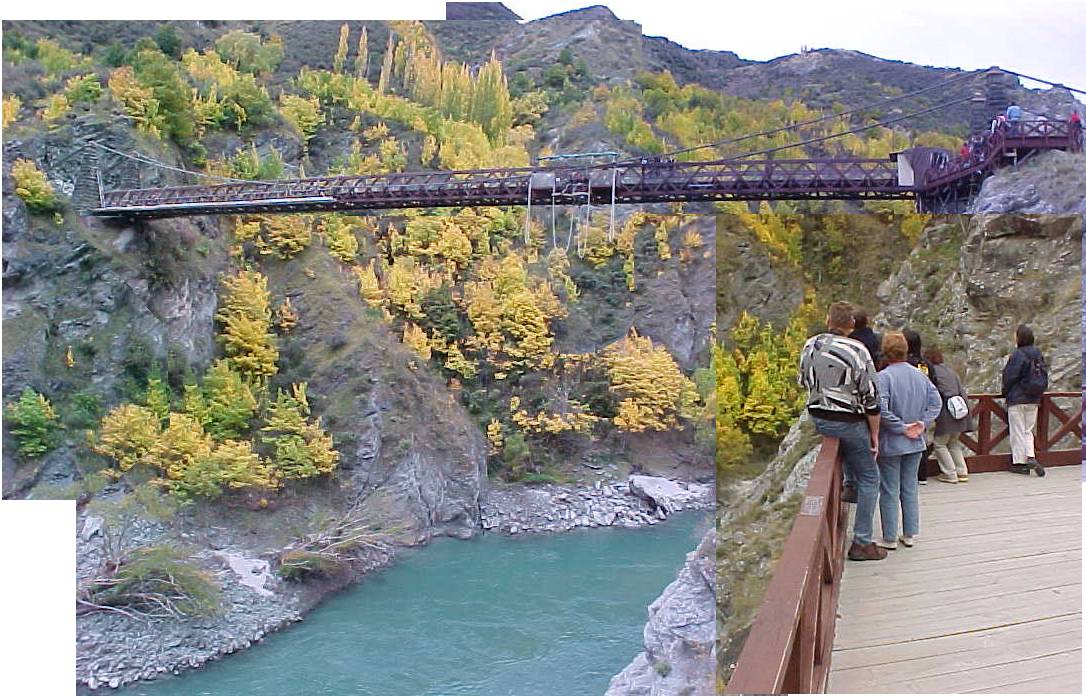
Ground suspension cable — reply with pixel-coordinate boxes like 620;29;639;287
93;142;278;185
663;70;980;158
996;68;1086;97
724;96;975;160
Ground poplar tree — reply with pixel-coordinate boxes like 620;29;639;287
333;23;350;74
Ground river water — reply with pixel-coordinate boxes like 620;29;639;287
122;512;709;696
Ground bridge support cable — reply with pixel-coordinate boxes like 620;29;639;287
608;165;617;242
524;179;532;245
551;177;557;248
725;96;975;160
662;70;980;160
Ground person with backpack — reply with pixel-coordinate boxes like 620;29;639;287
924;348;974;483
1001;324;1047;476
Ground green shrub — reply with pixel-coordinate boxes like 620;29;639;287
83;545;221;617
64;74;103;104
215;30;283;76
5;387;60;458
277;549;344;581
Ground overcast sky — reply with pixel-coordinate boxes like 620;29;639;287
502;0;1086;93
10;0;1085;94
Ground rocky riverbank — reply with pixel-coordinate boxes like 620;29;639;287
481;475;713;535
76;474;710;691
606;529;716;696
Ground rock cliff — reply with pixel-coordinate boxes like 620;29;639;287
606;529;715;696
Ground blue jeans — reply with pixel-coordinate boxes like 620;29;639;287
878;451;923;541
812;417;879;544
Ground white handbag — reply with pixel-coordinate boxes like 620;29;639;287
946;394;969;420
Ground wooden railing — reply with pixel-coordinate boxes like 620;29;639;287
948;392;1082;473
725;437;848;694
727;392;1081;693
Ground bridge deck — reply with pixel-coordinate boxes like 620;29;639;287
828;464;1081;694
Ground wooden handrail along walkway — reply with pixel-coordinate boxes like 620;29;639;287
725;392;1082;694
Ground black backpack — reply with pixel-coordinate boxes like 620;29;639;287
1020;352;1049;398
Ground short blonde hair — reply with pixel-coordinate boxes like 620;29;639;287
882;332;908;363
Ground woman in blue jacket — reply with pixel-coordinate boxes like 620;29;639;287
876;333;943;550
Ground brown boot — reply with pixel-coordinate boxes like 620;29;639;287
848;541;887;561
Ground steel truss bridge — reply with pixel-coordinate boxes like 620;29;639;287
85;120;1081;219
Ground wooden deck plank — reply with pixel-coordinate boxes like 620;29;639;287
828;465;1081;693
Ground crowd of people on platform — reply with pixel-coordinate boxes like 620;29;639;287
955;104;1084;164
799;301;1049;562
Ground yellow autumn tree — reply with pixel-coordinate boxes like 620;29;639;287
93;404;162;473
276;297;299;334
402;322;432;360
333;23;350;74
319;215;360;263
11;159;59;213
201;359;259;440
280;94;324;145
354;259;385;309
3;94;22;128
216;269;279;380
603;329;698;433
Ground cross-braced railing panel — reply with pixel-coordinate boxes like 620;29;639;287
954;392;1082;472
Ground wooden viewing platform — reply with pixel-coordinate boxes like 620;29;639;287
725;392;1081;694
828;464;1082;694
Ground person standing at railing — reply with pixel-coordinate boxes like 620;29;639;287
1006;102;1022;127
903;329;933;484
923;348;974;483
799;301;885;562
874;333;943;551
1001;324;1048;477
1070;111;1083;150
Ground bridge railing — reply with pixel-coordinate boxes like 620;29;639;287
725;436;848;694
922;120;1079;190
955;391;1082;472
726;392;1080;694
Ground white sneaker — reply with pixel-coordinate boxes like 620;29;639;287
899;535;916;547
875;539;898;550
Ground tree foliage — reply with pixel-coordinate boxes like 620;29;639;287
215;269;279;380
214;31;283;76
603;329;698;432
3;94;21;128
5;387;59;458
11;159;59;213
260;383;339;482
280;93;324;145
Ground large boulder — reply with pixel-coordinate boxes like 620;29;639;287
629;475;712;515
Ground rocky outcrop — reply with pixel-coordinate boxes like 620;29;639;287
606;530;715;696
481;476;711;535
876;214;1081;392
716;218;805;330
3;121;231;497
970;151;1086;216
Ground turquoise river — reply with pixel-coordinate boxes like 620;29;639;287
122;512;710;696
